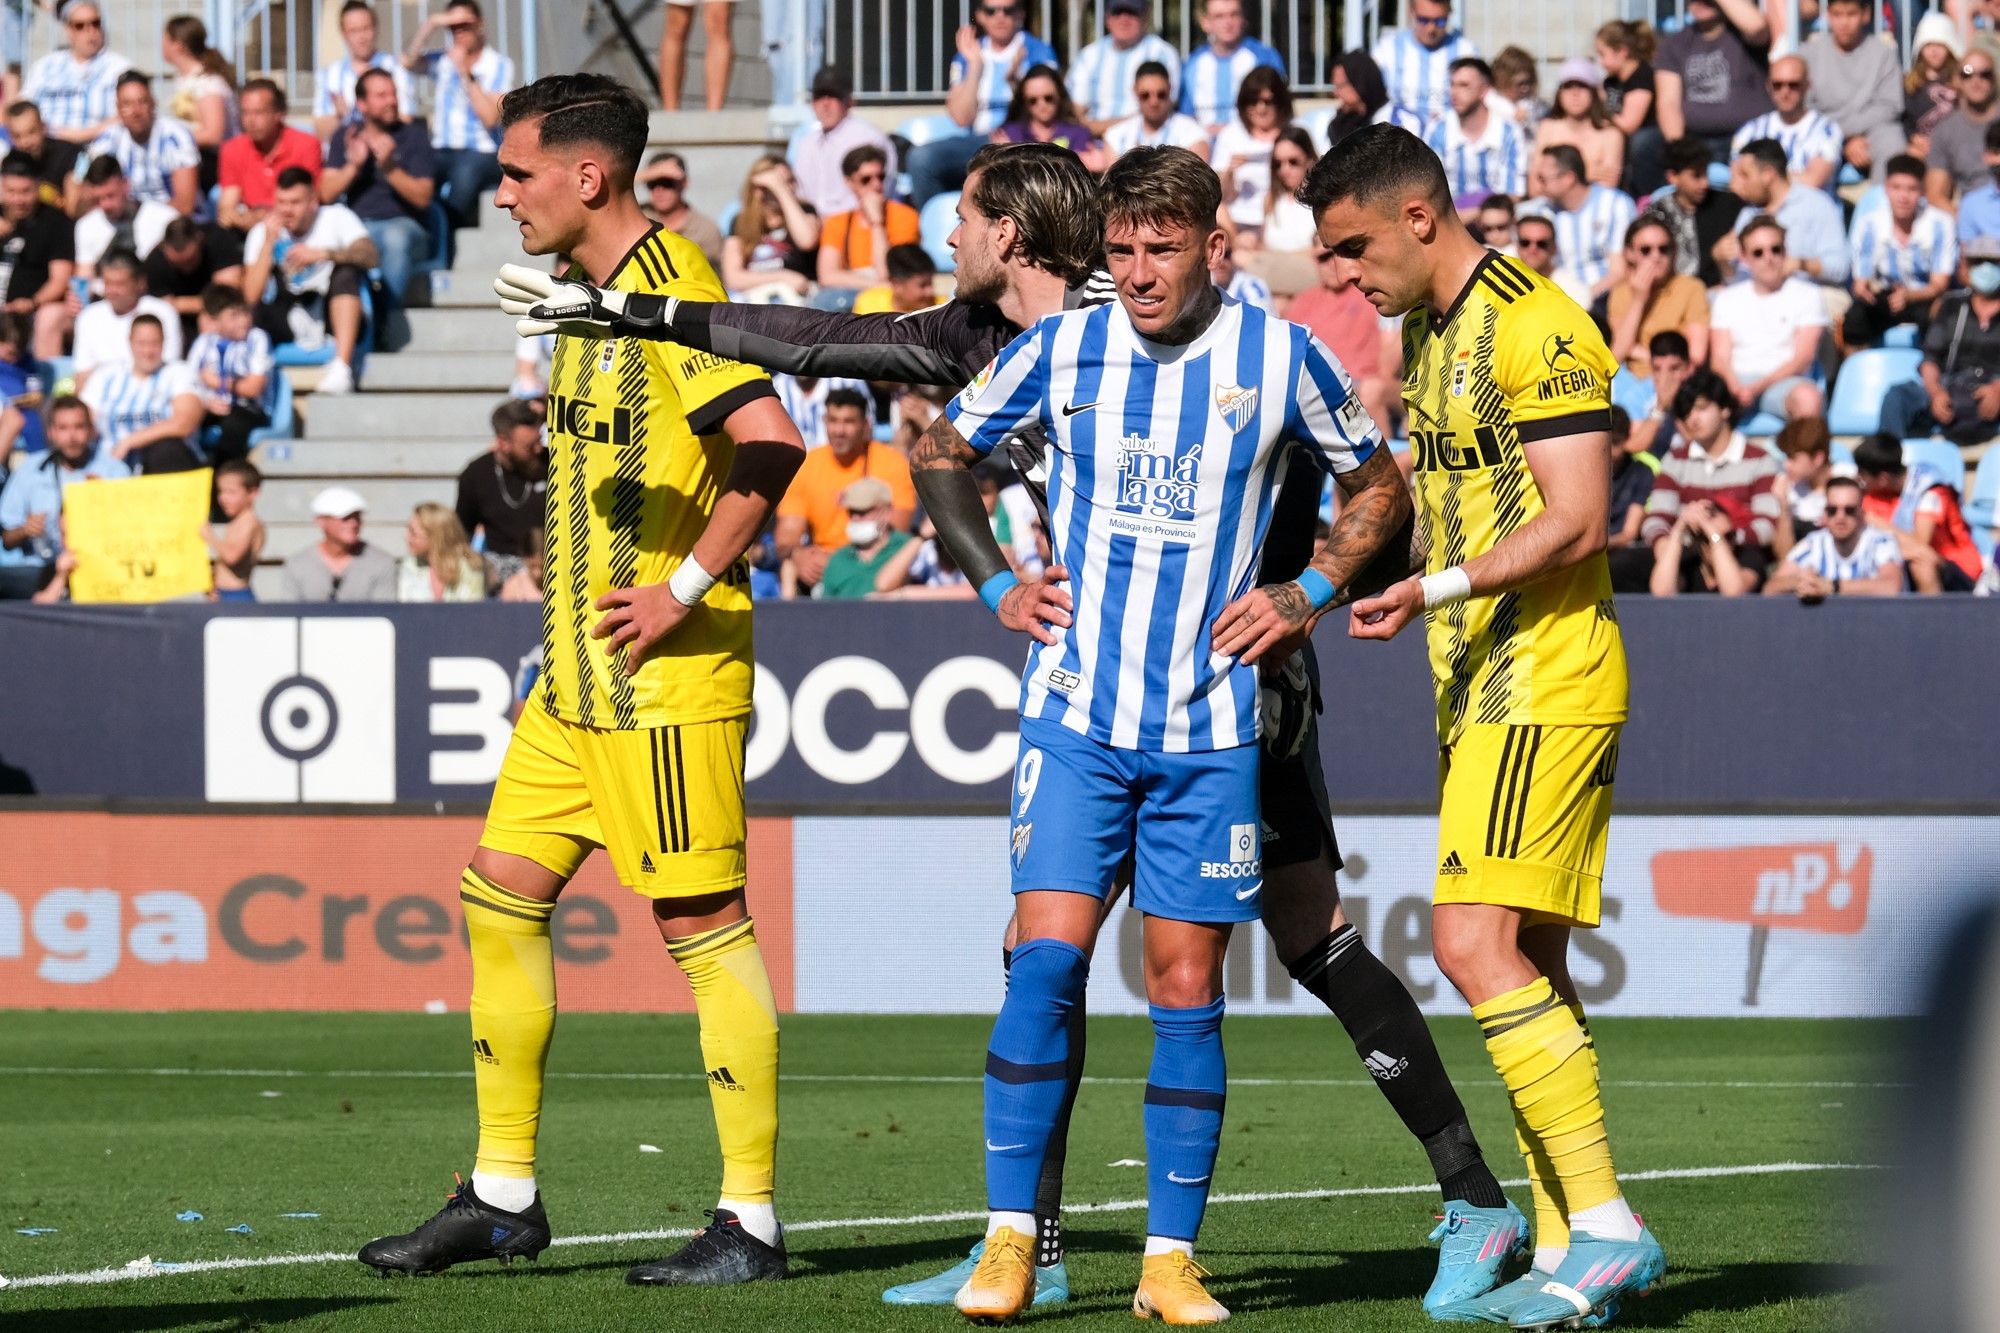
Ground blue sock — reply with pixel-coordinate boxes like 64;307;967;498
984;937;1090;1214
1144;997;1227;1244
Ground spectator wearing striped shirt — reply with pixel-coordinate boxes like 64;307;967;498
1069;0;1181;132
1722;137;1850;288
1730;56;1842;194
1765;476;1905;599
315;1;416;141
1846;154;1956;347
87;72;199;218
19;1;131;146
1643;367;1781;596
1104;61;1210;158
906;1;1059;205
187;283;275;467
78;313;202;474
1370;0;1478;125
1181;0;1286;134
1524;143;1634;296
403;0;516;229
1423;58;1527;201
74;157;176;275
1513;210;1592;307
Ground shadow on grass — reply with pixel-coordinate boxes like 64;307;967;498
1607;1259;1884;1326
14;1295;395;1332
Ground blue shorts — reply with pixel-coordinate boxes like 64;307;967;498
1008;716;1264;924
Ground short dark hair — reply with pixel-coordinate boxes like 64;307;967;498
1739;211;1785;246
47;394;90;427
1885;152;1925;181
1134;59;1172;84
1623;214;1671;249
1663;137;1713;175
1648;328;1690;361
491;397;542;437
1673;367;1738;425
217;457;262;488
499;74;649;185
1541;143;1586;182
446;0;482;16
1852;432;1906;475
964;141;1103;287
1825;474;1864;500
1777;415;1831;458
4;100;39;122
1449;56;1493;84
114;70;151;93
275;165;315;192
82;155;125;186
885;243;936;281
129;313;164;338
840;144;887;178
241;77;286;113
1098;145;1221;240
1737;137;1789;176
1480;192;1516;217
0;310;26;349
0;151;36;180
201;282;247;317
355;66;396;101
1300;122;1452;219
341;0;376;14
824;387;871;415
98;248;143;279
160;216;204;251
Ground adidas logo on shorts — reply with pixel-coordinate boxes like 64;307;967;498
1439;850;1469;876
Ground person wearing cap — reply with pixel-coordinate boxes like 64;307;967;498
1879;234;2000;443
774;385;914;592
1068;0;1181;134
1927;44;2000;205
1368;0;1475;125
1655;0;1773;164
1801;0;1908;181
1729;56;1842;193
791;65;897;219
1426;57;1527;201
279;484;397;602
639;150;723;268
813;476;912;600
1531;57;1624;189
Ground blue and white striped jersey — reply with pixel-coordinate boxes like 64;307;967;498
80;359;198;456
945;297;1380;753
1179;39;1287;127
1069;32;1182;121
315;52;416;121
1731;109;1843;181
22;48;133;133
950;33;1063;136
1372;99;1428;135
87;119;200;207
1424;111;1528;198
1103;111;1211;157
1851;201;1957;287
1371;27;1479;124
774;373;871;447
1524;184;1635;290
422;47;515;152
189;329;277;415
1785;527;1902;580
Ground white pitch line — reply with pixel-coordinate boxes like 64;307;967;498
0;1066;1911;1092
1;1161;1878;1292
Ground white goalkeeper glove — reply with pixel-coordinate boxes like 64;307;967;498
493;262;630;338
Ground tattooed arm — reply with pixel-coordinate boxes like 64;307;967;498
1212;446;1414;664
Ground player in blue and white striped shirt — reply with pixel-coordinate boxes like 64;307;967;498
1730;56;1842;193
915;145;1410;1325
1180;0;1286;131
1525;143;1634;294
1069;0;1182;126
1371;0;1479;124
77;314;203;475
1766;478;1904;598
88;73;200;216
20;0;132;142
1845;154;1956;346
1423;58;1527;199
403;0;516;225
315;0;417;138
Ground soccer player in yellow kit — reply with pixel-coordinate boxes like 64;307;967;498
1303;125;1666;1329
359;74;806;1287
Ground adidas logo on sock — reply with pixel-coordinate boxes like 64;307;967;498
1439;850;1469;875
1364;1049;1409;1080
473;1038;499;1066
640;851;656;874
707;1066;745;1092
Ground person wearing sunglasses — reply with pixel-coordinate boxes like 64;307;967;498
1210;65;1290;244
1846;153;1955;348
637;150;723;268
1720;137;1849;290
1068;0;1181;134
1602;216;1709;400
1369;0;1477;125
1656;0;1774;164
1765;475;1906;600
991;65;1106;173
1925;49;2000;205
1799;0;1909;183
908;0;1058;206
1727;55;1840;193
20;1;133;145
1709;213;1828;424
1512;212;1592;307
1102;60;1209;158
817;144;921;293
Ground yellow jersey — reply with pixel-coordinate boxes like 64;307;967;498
538;225;771;731
1401;251;1628;743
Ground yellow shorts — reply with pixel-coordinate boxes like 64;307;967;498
1433;723;1619;928
479;696;748;898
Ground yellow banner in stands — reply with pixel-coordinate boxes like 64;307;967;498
65;469;214;604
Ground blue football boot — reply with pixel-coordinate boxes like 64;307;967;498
1422;1200;1530;1315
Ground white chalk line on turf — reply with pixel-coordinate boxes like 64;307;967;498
2;1161;1879;1291
0;1066;1911;1092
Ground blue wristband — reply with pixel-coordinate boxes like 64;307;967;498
979;570;1021;614
1295;568;1338;610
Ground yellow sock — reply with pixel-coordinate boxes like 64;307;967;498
1569;1001;1599;1081
668;917;780;1203
462;868;557;1180
1475;978;1621;1218
1513;1106;1568;1260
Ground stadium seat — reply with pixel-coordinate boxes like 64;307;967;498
410;200;453;285
1827;347;1921;435
718;199;740;236
1739;411;1783;438
249;373;295;445
1904;436;1966;492
1883;324;1919;348
1707;161;1732;190
1965;446;2000;529
920;191;960;272
896;113;964;149
1831;439;1855;468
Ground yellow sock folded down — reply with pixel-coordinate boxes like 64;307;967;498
1475;977;1621;1222
667;917;780;1204
461;867;558;1180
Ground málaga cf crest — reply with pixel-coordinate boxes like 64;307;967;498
1214;383;1258;432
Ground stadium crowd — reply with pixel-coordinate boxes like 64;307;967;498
1;0;1998;604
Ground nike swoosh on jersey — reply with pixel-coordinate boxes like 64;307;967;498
1234;883;1262;900
986;1140;1027;1152
1061;399;1097;417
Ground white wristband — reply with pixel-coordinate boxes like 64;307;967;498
666;555;719;607
1418;565;1472;608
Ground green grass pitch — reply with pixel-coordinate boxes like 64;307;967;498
0;1012;1886;1331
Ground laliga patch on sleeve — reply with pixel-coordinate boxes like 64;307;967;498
1337;394;1375;441
959;357;997;408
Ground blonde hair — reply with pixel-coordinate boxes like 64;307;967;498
412;502;477;590
733;153;791;249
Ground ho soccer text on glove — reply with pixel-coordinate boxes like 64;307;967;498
494;263;641;338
